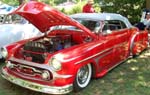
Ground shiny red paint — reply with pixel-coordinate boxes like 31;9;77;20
1;1;148;94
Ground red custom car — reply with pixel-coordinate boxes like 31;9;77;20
1;1;148;94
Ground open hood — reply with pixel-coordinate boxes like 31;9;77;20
12;1;97;39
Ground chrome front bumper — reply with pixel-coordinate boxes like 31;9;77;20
1;68;73;94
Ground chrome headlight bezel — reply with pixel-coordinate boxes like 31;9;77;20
49;58;62;71
0;47;8;58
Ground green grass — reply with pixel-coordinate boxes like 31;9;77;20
0;49;150;95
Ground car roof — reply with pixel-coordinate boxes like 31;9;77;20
70;13;133;28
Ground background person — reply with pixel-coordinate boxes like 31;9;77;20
143;12;150;30
136;12;150;30
82;0;95;13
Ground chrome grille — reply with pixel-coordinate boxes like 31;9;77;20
6;61;52;80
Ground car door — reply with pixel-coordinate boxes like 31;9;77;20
97;21;117;72
106;20;130;66
98;20;130;71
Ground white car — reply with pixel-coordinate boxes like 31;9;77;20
0;14;42;59
0;3;15;23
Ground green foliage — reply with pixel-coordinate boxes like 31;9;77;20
1;0;19;6
69;2;85;14
58;1;101;15
100;0;146;24
70;4;82;14
54;0;67;5
58;1;86;15
93;3;101;13
0;0;70;6
1;0;146;24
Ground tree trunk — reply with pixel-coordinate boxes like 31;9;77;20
18;0;24;5
146;0;150;9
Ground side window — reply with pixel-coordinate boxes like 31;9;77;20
102;21;113;35
103;20;127;31
3;14;27;24
102;20;127;35
120;21;127;29
79;20;100;32
108;20;121;30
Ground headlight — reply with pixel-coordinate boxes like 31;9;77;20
49;58;62;71
0;47;8;58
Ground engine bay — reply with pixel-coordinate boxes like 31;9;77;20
24;35;72;52
22;34;73;63
15;28;93;63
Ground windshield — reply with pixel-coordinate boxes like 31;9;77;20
2;14;28;24
77;20;100;32
50;19;101;34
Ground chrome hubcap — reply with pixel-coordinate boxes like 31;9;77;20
77;65;89;85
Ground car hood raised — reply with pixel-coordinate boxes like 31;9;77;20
12;1;97;39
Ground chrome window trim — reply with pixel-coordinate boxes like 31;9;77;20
75;47;113;65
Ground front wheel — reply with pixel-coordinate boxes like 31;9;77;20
73;63;92;92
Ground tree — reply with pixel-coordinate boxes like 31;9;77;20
146;0;150;9
1;0;19;6
18;0;24;5
97;0;145;24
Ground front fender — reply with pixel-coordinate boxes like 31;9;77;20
53;41;104;77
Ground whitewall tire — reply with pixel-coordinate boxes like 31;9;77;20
73;63;92;92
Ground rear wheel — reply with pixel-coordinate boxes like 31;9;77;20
73;63;92;92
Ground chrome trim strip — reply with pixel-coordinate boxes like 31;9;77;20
8;57;72;79
75;47;113;65
12;63;42;73
94;50;113;72
1;68;73;94
129;32;145;55
75;42;127;65
94;50;112;64
9;57;52;70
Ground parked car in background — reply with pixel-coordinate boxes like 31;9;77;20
0;3;15;23
1;1;148;94
0;14;42;59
